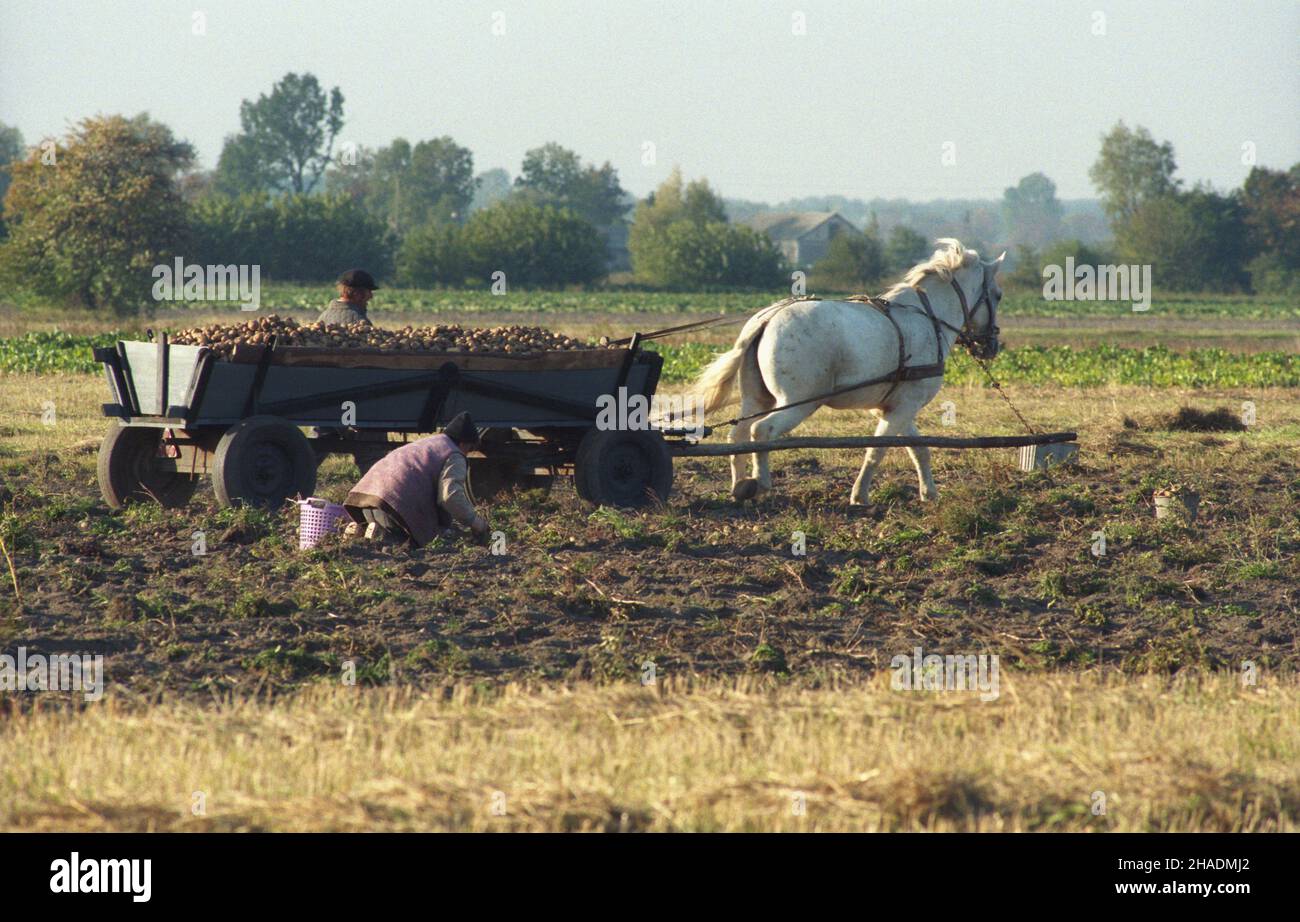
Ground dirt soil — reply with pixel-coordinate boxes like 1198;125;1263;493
3;411;1297;704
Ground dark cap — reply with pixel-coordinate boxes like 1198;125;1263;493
444;412;480;444
338;268;379;290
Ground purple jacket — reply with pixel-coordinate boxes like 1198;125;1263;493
346;434;459;546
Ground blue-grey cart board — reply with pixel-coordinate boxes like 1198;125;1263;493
95;334;673;510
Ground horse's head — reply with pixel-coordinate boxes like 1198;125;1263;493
961;252;1004;360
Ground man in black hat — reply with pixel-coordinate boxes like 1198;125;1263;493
318;269;379;325
344;412;491;547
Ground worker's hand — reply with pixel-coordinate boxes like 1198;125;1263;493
470;515;491;545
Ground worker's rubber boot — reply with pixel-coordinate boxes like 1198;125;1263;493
363;522;401;546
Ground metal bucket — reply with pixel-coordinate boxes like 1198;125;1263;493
1154;491;1199;523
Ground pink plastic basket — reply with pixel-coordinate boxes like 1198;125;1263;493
296;497;350;550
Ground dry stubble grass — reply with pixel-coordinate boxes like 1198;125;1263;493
7;370;1298;459
2;673;1297;832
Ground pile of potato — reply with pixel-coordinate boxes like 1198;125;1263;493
169;315;598;357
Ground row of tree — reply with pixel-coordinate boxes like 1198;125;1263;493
1081;123;1299;293
2;73;1295;312
396;166;793;289
0;73;800;312
740;127;1300;296
396;199;605;287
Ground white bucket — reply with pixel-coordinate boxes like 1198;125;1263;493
1018;442;1079;472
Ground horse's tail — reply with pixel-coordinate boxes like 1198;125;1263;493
694;300;790;414
694;342;748;415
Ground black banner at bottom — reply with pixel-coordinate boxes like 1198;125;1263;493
0;832;1284;908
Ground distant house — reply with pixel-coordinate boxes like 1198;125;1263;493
740;211;860;267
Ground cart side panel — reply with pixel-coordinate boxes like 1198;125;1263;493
191;362;258;422
440;363;657;428
187;351;661;429
118;342;206;418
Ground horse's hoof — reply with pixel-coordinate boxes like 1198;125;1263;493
732;479;761;502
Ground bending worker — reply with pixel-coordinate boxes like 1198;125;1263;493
345;412;490;547
318;268;378;325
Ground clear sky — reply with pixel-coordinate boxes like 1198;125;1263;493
2;0;1297;202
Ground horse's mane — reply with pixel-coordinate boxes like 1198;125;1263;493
881;238;980;299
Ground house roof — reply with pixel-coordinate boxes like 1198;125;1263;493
740;211;856;240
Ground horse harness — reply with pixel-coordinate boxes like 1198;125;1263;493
713;275;997;428
845;274;998;406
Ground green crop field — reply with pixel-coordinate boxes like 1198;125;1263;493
32;283;1289;320
311;287;1293;319
649;342;1300;388
0;330;131;375
6;327;1298;390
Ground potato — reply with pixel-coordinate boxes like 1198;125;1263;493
168;313;597;358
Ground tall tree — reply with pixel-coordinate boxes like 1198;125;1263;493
1001;172;1063;247
630;168;727;245
0;114;193;314
628;169;782;288
812;230;886;290
884;225;929;274
405;136;476;226
213;132;276;196
1089;121;1180;224
459;199;605;287
470;167;512;212
216;72;344;194
0;122;25;233
1116;185;1250;291
326;136;476;235
371;139;413;207
514;143;628;227
1240;163;1300;268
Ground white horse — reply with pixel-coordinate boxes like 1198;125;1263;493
694;238;1004;504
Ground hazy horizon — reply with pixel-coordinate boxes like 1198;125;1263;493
3;0;1297;204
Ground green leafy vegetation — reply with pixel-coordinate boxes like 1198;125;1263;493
654;342;1300;387
8;325;1299;390
0;330;135;374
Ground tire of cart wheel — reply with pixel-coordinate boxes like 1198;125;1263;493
213;415;317;509
97;423;201;509
574;428;673;508
466;456;519;504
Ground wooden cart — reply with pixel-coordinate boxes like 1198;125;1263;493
95;334;673;509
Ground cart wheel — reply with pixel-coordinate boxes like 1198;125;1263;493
466;457;518;504
213;416;316;509
97;424;200;509
574;429;673;508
